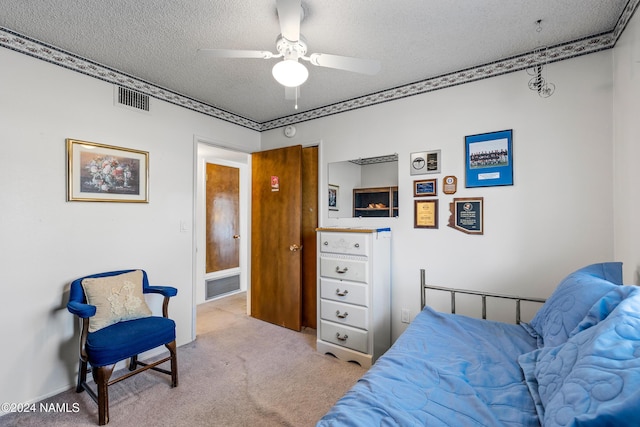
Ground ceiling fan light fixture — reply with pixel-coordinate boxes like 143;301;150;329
272;59;308;87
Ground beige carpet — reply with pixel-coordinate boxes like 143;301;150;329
3;292;365;426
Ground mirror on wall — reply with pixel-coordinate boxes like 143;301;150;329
327;154;398;218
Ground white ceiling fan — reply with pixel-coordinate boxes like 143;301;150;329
197;0;381;108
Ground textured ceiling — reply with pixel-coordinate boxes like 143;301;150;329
0;1;636;130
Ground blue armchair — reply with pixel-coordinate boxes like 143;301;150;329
67;269;178;425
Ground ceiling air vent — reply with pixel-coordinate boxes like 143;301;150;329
116;86;150;112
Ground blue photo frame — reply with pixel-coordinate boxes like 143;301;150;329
465;129;513;188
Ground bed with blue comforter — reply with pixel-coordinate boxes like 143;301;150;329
317;262;640;426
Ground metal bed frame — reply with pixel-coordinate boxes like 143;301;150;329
420;268;546;324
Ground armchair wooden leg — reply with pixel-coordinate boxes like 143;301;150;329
92;365;115;426
77;359;88;393
128;355;138;371
165;340;178;388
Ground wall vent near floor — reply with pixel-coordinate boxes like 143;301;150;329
116;86;150;112
206;275;240;300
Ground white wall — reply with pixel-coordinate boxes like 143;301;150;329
360;162;398;188
262;51;615;339
613;11;640;285
0;48;259;407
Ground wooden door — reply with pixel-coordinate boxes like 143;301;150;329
251;145;303;331
206;163;240;273
301;146;318;328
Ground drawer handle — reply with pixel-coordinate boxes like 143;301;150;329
335;288;349;297
335;266;349;274
354;243;360;248
323;241;328;245
336;310;349;319
336;332;348;341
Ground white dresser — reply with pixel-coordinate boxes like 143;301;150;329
316;227;391;368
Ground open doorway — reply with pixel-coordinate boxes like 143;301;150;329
195;139;251;337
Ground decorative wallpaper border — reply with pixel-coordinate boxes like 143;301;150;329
0;27;262;131
1;0;637;132
263;32;616;130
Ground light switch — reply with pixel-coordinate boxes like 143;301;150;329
401;309;410;323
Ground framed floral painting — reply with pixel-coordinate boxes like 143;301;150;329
328;184;339;211
66;138;149;202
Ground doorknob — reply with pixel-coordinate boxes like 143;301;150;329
289;244;303;252
233;235;240;239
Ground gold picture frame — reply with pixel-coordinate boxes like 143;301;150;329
66;138;149;202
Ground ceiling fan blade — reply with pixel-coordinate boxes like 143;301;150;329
308;53;381;75
276;0;302;42
197;49;274;59
284;86;300;100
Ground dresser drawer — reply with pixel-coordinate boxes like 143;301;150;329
319;232;370;256
320;320;368;354
320;256;368;283
320;300;368;329
320;278;368;306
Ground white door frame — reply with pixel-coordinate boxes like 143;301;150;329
192;136;251;339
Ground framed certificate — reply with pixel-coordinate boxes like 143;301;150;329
410;150;441;175
414;178;437;197
448;197;484;235
414;199;438;229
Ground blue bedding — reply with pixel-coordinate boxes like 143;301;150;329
317;263;640;427
519;285;640;426
317;306;540;426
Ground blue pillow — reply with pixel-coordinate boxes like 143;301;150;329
570;284;633;337
519;285;640;426
528;262;622;348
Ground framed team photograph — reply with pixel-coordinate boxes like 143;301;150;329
465;130;513;188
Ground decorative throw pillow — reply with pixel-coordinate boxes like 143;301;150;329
527;262;622;348
82;270;152;332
